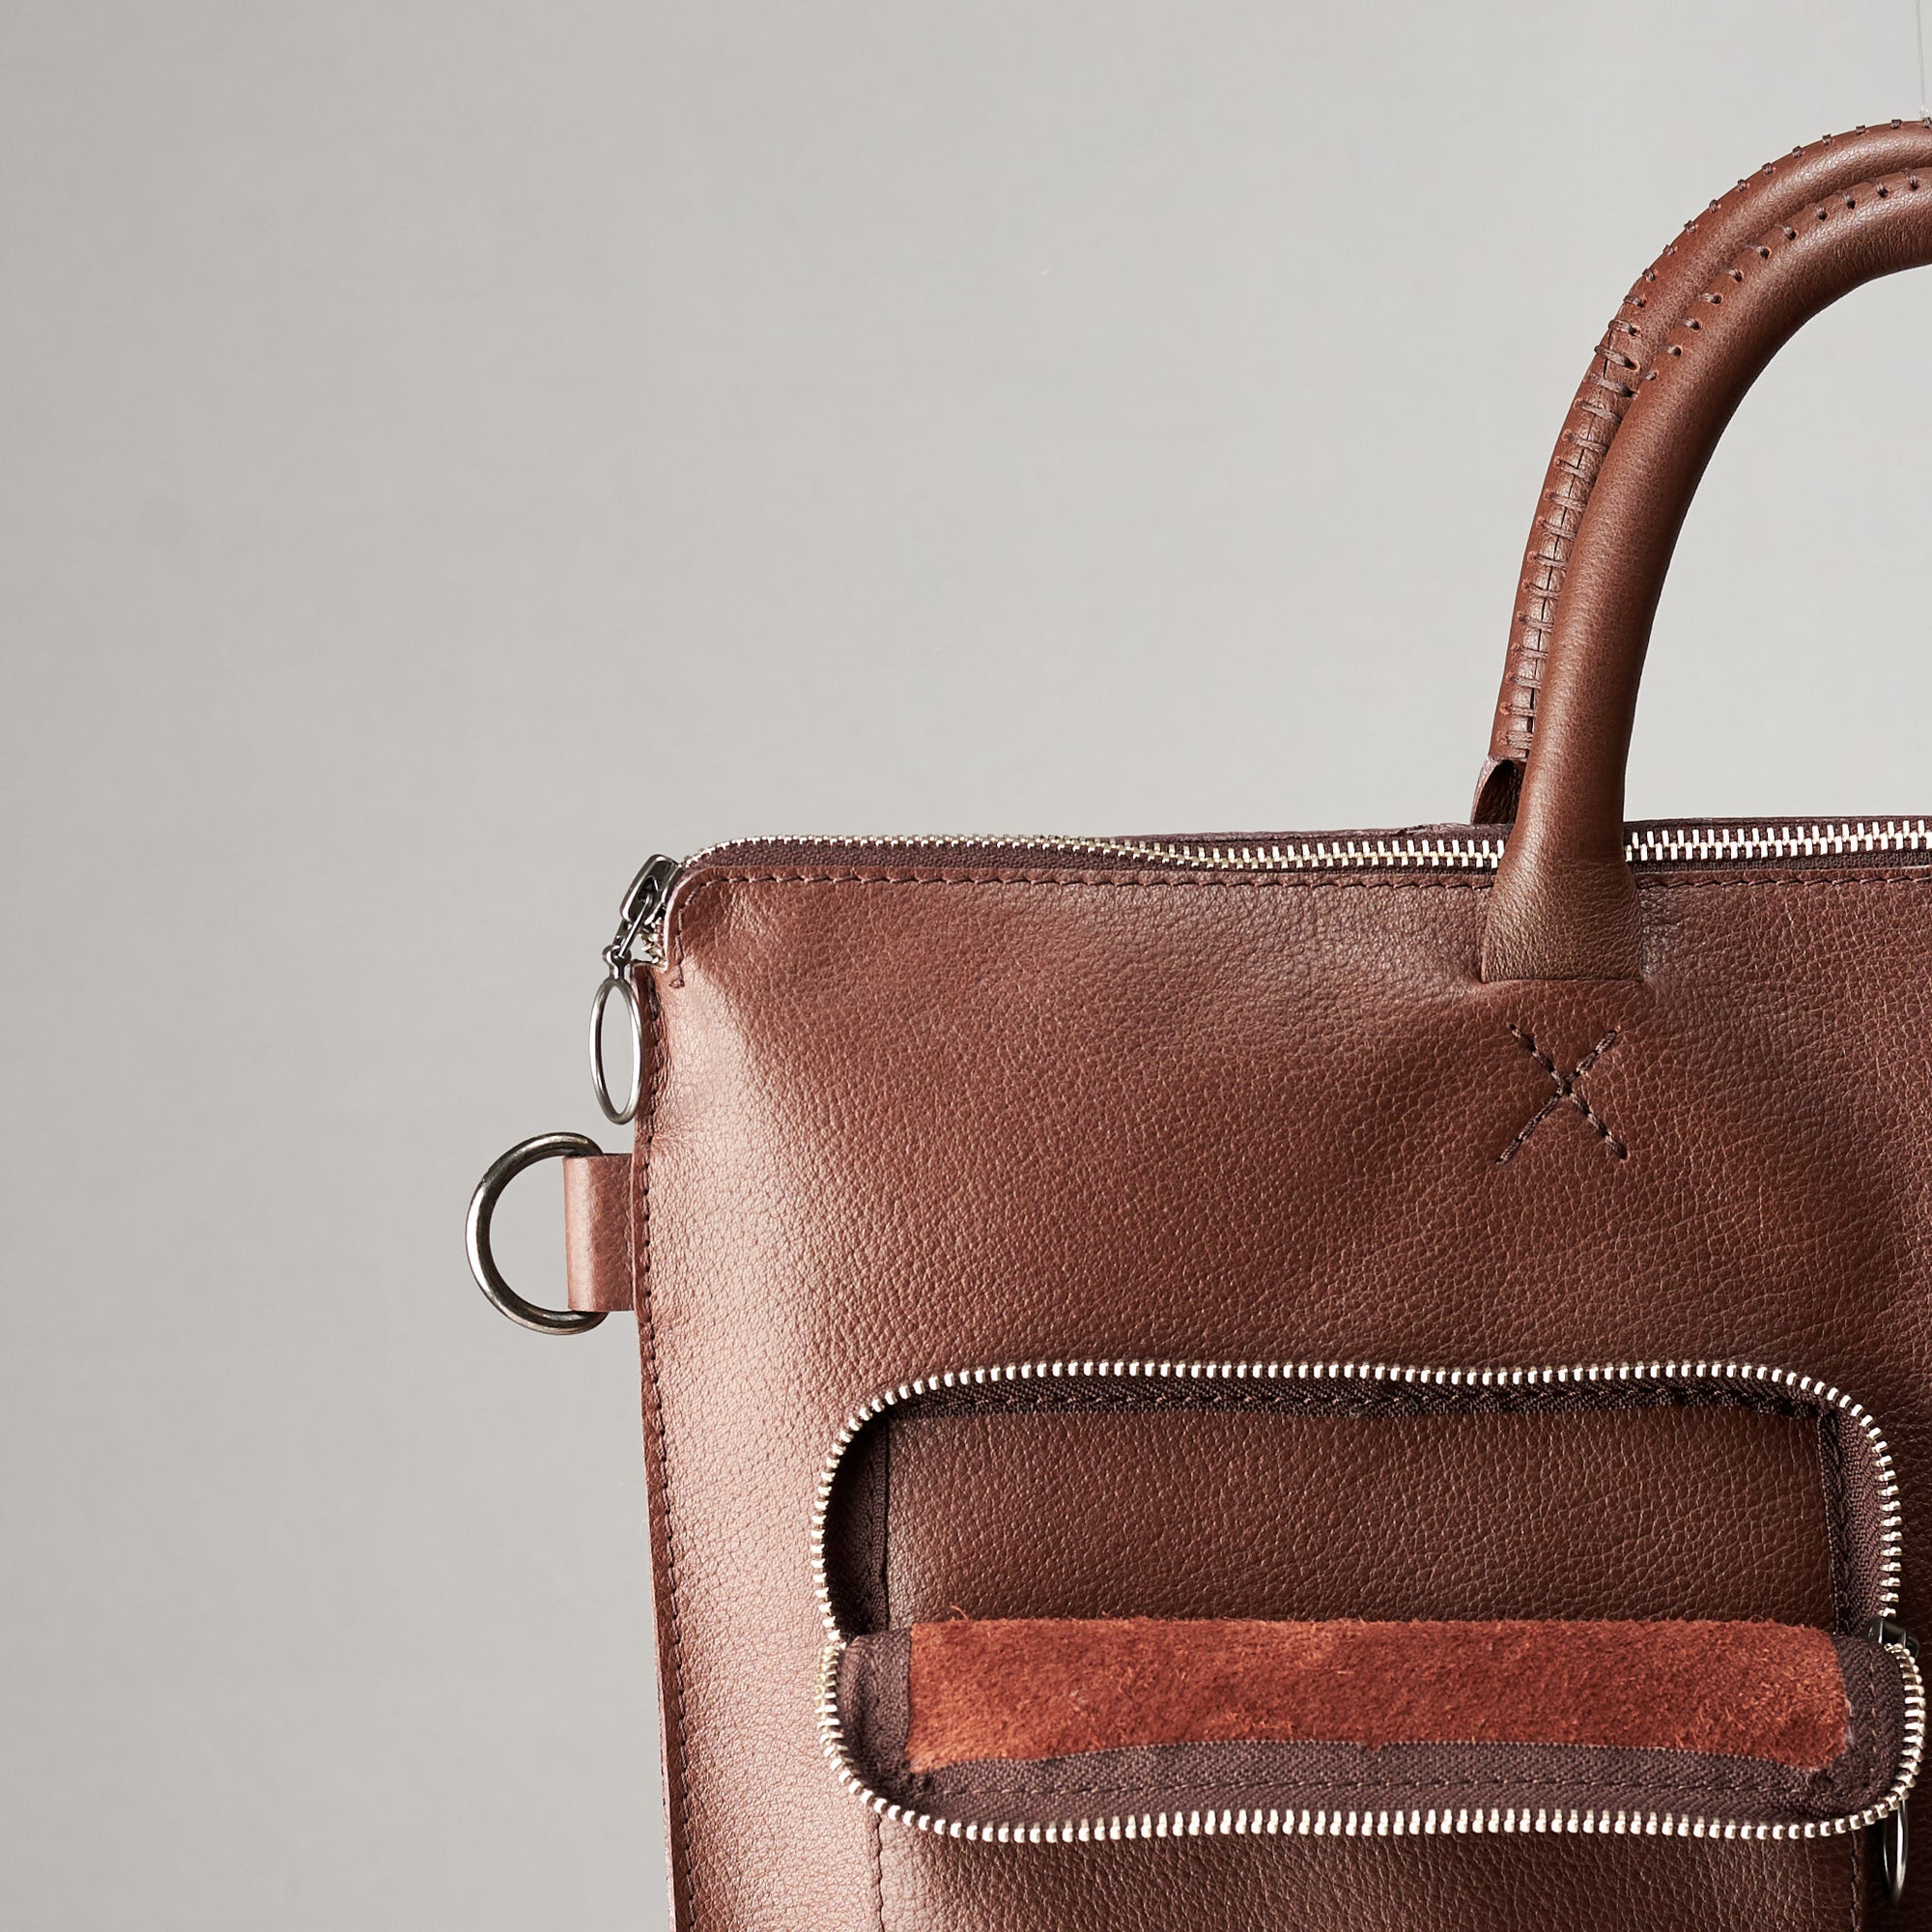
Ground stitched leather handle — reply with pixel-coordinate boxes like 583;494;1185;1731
1472;122;1932;826
1480;164;1932;981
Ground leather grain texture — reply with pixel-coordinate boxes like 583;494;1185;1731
878;1406;1837;1629
635;857;1932;1930
564;1151;634;1312
615;128;1932;1932
876;1831;1865;1932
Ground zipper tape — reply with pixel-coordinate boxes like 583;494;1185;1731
810;1357;1918;1847
693;816;1932;877
616;819;1932;964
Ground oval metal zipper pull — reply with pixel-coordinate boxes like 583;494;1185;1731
590;854;681;1125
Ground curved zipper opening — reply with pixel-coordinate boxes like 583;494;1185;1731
810;1356;1918;1847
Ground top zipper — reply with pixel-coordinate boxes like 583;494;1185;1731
607;816;1932;972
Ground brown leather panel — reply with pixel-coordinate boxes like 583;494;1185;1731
563;1152;633;1312
903;1617;1847;1771
1483;171;1932;979
1479;119;1932;810
880;1406;1835;1629
641;860;1932;1929
877;1828;1865;1932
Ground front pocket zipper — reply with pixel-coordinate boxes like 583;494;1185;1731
810;1357;1920;1849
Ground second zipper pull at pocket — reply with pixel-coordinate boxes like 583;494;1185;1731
812;1358;1921;1871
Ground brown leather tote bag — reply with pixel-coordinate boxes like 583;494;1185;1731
470;123;1932;1931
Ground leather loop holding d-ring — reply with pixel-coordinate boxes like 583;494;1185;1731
469;1131;611;1334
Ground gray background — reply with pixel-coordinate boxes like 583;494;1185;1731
5;3;1929;1925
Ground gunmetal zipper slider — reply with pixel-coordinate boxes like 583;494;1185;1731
589;855;681;1124
1870;1618;1918;1905
606;854;683;974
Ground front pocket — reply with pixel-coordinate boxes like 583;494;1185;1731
812;1358;1919;1855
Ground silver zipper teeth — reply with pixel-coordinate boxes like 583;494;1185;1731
695;816;1932;875
637;818;1930;961
810;1356;1915;1848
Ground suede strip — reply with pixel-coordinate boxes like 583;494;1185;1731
905;1617;1847;1775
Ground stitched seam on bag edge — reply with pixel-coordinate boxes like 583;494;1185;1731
668;871;1490;974
668;866;1932;974
638;970;697;1930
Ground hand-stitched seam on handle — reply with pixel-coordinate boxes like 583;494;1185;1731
1498;121;1932;763
1498;1027;1627;1163
1637;170;1925;398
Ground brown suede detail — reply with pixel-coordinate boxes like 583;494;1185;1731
905;1618;1847;1775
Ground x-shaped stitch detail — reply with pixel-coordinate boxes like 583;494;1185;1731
1498;1027;1627;1164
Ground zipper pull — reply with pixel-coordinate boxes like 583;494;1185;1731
605;854;683;974
1869;1618;1917;1906
589;854;681;1123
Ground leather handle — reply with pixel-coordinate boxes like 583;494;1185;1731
1481;165;1932;981
1473;122;1932;826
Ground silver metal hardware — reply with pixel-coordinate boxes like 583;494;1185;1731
467;1131;609;1335
605;855;682;971
589;855;680;1123
812;1357;1918;1849
584;814;1932;1126
589;973;645;1125
1870;1617;1922;1660
1881;1799;1910;1904
672;815;1932;880
1871;1620;1919;1902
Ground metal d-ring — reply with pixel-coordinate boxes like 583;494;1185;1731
467;1131;609;1335
589;973;644;1124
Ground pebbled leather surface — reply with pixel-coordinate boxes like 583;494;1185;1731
879;1407;1837;1628
1476;119;1932;818
635;856;1932;1930
877;1830;1865;1932
563;1151;633;1312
